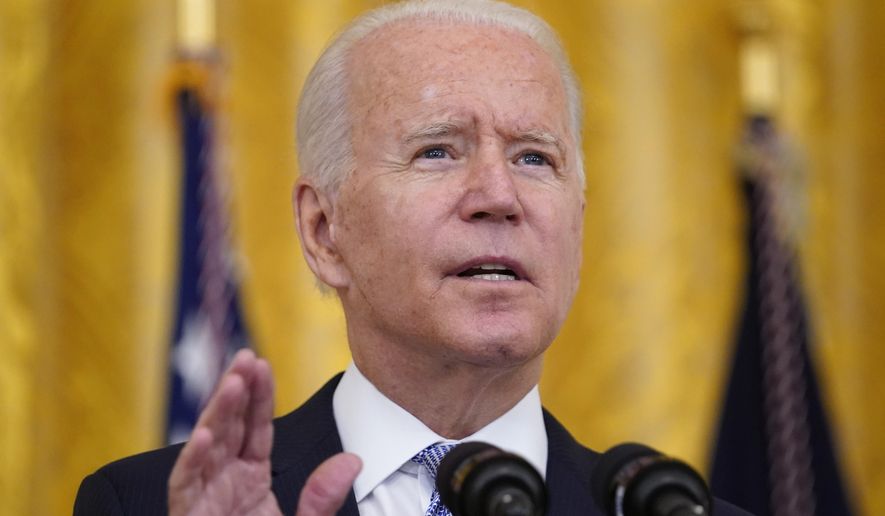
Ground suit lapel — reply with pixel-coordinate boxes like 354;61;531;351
543;410;605;515
269;374;359;516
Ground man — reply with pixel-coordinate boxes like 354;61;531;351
75;1;751;515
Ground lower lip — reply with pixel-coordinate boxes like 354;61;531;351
452;275;526;285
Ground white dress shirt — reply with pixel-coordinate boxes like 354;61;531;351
332;362;548;516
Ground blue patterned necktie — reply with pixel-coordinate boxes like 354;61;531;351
411;443;456;516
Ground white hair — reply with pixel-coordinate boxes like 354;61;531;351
296;0;584;194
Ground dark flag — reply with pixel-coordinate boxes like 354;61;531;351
710;116;853;516
166;85;250;444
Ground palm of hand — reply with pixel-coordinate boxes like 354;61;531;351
171;452;280;516
167;351;360;516
168;352;279;516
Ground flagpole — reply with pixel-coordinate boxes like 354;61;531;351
166;0;251;444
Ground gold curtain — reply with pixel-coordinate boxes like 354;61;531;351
0;0;177;514
791;1;885;513
1;0;882;514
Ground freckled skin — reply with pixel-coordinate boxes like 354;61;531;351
306;21;584;437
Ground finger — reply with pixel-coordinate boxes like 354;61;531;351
168;426;212;512
241;357;275;460
225;347;258;377
194;349;255;435
203;372;249;435
295;453;362;516
193;370;251;477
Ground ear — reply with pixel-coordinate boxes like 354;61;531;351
293;181;350;289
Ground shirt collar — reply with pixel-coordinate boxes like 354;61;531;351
332;362;548;502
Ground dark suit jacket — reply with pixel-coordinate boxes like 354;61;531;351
75;374;752;515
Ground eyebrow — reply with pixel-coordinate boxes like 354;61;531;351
516;129;567;161
403;122;567;158
516;129;560;147
403;121;462;143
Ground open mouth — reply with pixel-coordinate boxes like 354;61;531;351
456;263;521;281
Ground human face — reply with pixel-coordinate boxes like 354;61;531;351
330;21;584;370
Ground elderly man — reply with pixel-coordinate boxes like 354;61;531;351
75;1;751;515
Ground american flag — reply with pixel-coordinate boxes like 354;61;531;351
166;86;250;444
710;116;853;516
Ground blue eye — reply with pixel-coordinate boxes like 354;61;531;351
422;148;448;159
519;153;549;166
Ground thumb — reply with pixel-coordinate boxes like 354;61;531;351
295;453;362;516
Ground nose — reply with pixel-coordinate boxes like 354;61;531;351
458;151;524;224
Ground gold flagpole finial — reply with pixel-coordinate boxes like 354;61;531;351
740;36;779;116
177;0;216;56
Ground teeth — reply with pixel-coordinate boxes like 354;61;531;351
473;273;516;281
455;263;520;281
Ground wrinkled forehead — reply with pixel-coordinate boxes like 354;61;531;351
352;20;553;76
345;19;570;136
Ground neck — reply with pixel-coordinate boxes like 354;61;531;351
351;340;543;439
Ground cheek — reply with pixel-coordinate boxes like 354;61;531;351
566;208;585;282
335;191;392;282
568;204;584;262
539;196;584;286
337;186;443;286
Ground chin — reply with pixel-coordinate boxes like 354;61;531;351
441;317;552;369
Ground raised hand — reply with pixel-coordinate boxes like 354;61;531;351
167;349;361;516
168;349;279;515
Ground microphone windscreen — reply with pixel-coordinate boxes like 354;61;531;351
590;443;658;510
437;441;546;516
590;442;711;516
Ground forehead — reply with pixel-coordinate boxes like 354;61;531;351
346;20;568;135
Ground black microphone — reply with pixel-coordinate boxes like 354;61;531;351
590;443;712;516
436;441;547;516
